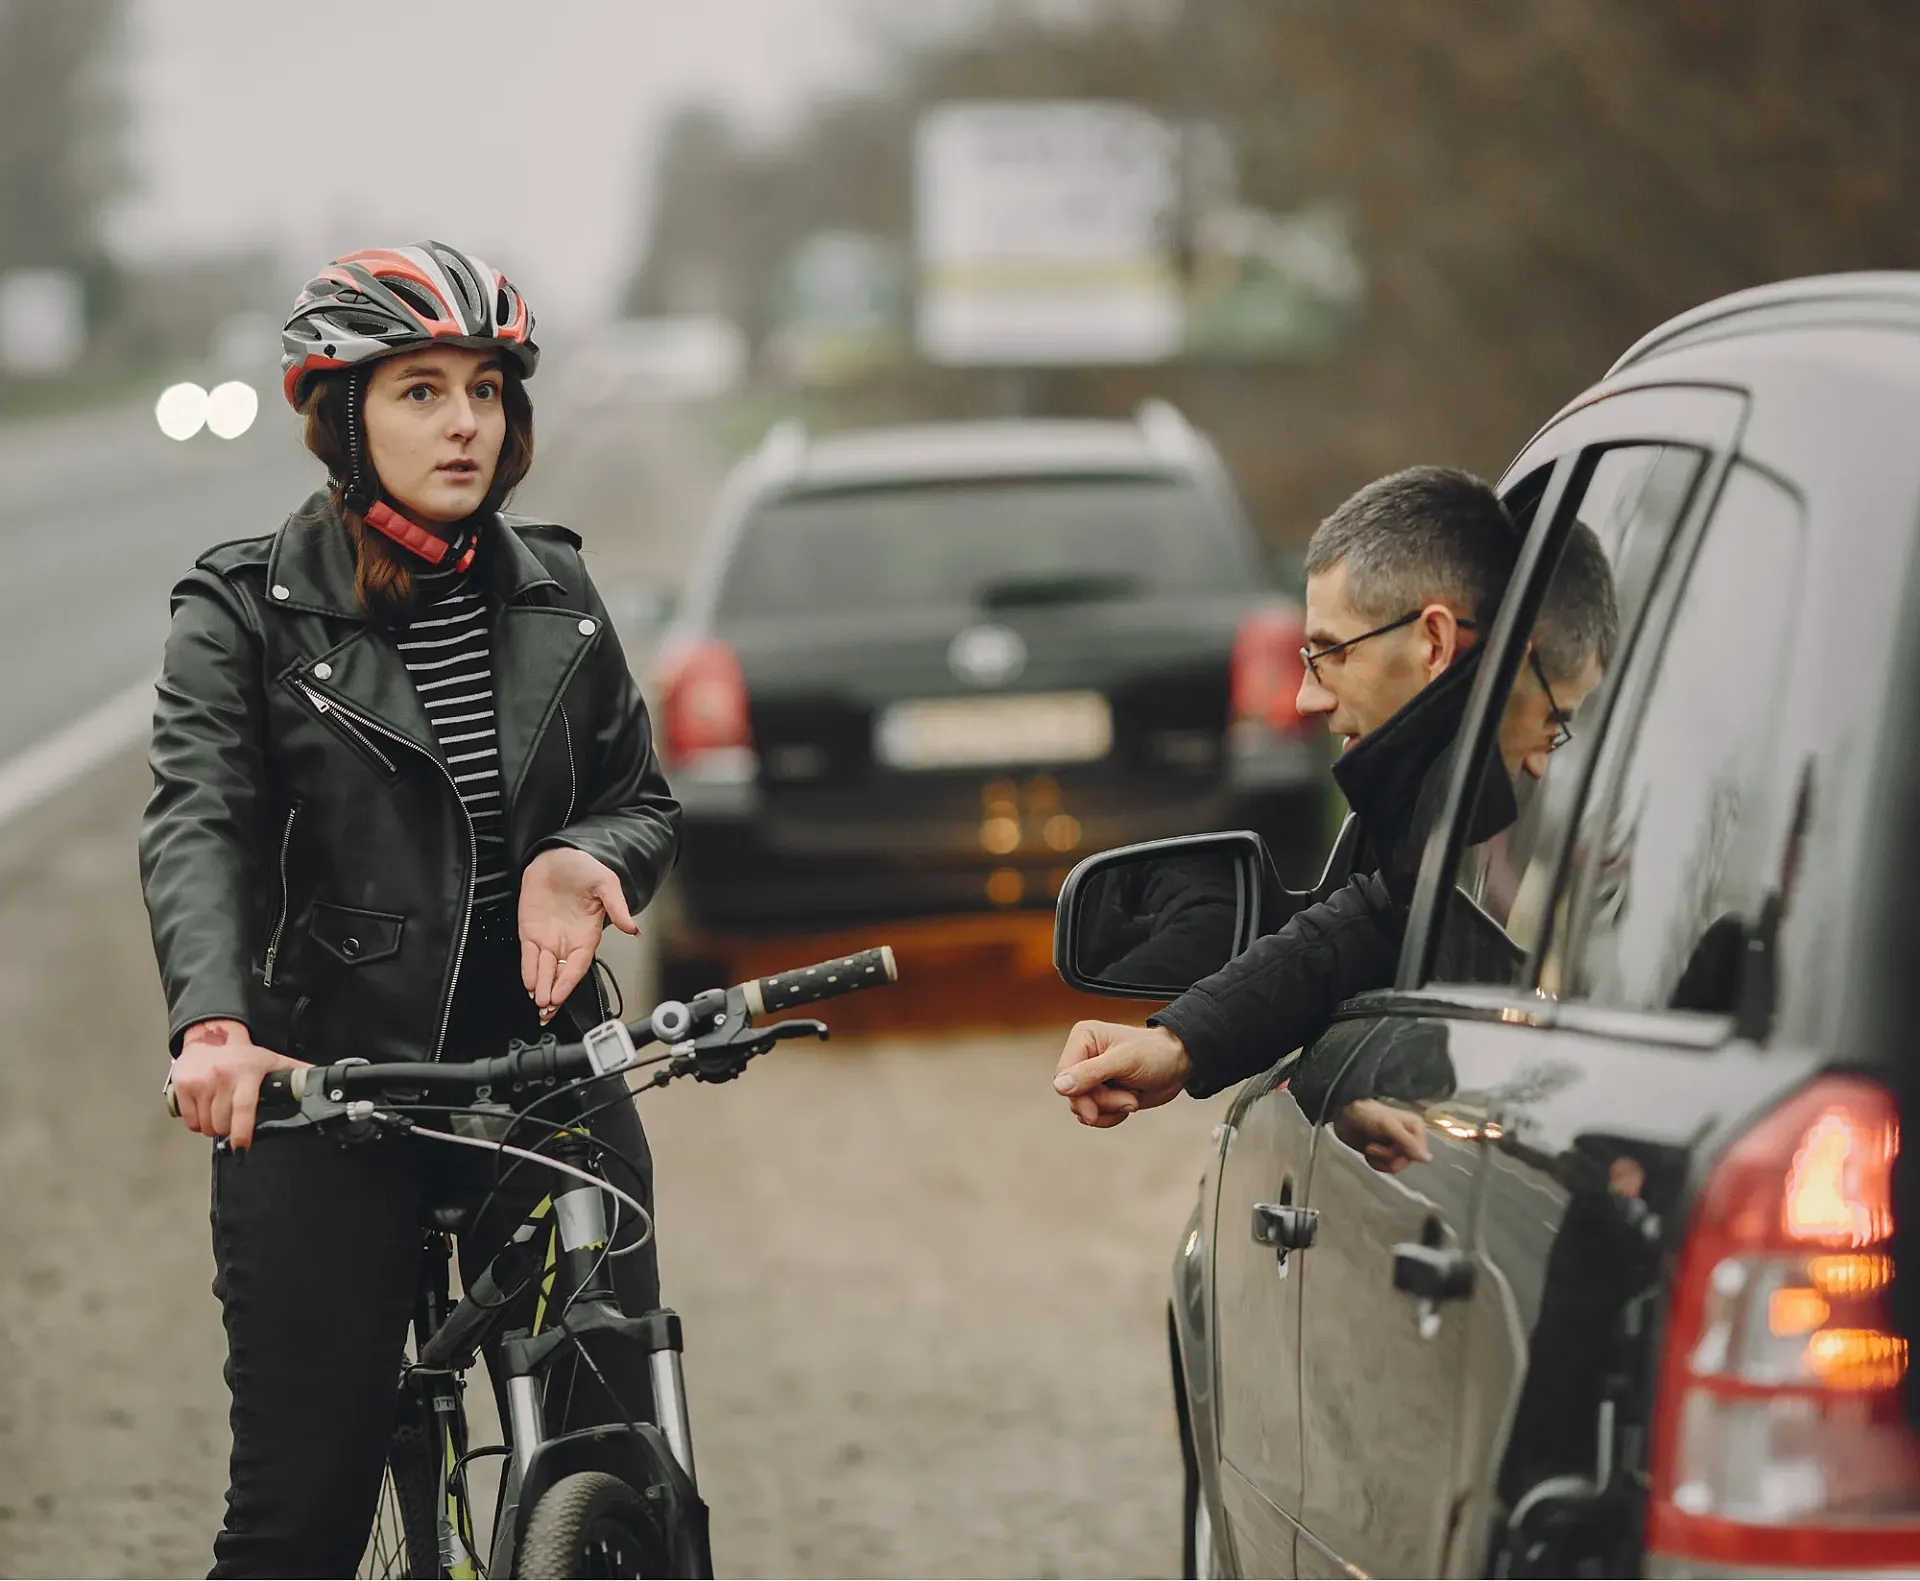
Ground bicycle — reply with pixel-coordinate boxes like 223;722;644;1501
199;944;898;1579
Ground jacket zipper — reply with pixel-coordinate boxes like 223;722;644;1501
296;681;397;774
559;704;577;826
262;805;299;988
309;690;477;1059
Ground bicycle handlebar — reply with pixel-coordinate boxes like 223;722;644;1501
195;943;899;1126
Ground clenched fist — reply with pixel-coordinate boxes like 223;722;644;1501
1052;1020;1192;1128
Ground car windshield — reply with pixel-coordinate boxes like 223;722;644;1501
715;475;1252;618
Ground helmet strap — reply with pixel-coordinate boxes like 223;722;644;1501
363;501;477;573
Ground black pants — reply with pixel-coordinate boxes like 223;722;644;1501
208;926;659;1578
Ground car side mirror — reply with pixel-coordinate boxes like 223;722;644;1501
1053;831;1285;1000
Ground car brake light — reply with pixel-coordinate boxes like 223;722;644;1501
658;638;753;771
1648;1075;1920;1573
1230;605;1307;738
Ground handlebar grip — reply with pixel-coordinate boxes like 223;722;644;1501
742;946;898;1016
256;1067;306;1121
163;1065;308;1120
258;1069;298;1107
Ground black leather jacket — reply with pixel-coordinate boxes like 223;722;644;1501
139;490;682;1065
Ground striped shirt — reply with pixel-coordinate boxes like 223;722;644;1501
398;580;512;909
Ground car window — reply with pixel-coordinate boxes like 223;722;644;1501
714;476;1254;618
1545;463;1807;1014
1445;445;1705;976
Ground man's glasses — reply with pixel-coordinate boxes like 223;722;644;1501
1299;610;1478;683
1529;649;1574;750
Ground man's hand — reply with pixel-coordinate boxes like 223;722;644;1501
169;1019;305;1150
1053;1021;1192;1128
518;847;640;1023
1331;1097;1432;1174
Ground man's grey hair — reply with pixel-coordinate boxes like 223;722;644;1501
1303;466;1519;628
1535;520;1619;684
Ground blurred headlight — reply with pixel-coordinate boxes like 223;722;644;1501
205;380;258;440
155;382;208;441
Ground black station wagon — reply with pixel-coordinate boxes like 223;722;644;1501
646;403;1328;963
1057;274;1920;1578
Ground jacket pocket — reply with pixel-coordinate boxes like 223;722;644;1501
291;679;400;778
309;902;406;966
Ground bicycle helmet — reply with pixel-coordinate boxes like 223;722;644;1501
280;240;538;409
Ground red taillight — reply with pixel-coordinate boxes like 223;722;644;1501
1230;605;1307;738
1649;1075;1920;1572
657;638;752;769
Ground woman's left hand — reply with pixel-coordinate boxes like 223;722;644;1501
518;846;641;1023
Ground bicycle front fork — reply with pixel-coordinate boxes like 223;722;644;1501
501;1178;698;1486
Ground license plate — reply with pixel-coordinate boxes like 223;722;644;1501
874;692;1112;770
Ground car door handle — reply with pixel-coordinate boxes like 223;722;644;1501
1252;1202;1319;1252
1392;1242;1474;1302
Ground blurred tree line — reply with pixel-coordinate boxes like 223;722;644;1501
626;0;1920;548
0;0;129;328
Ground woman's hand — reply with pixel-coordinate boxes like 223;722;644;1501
170;1019;305;1149
518;846;640;1023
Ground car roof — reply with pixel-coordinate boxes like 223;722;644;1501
752;413;1205;494
1609;271;1920;375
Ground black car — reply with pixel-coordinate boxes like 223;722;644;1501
1056;274;1920;1577
648;402;1327;946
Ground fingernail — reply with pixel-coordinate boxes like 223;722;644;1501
1054;1073;1075;1094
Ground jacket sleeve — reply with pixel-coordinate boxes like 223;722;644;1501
529;567;682;913
1148;870;1405;1099
139;568;267;1055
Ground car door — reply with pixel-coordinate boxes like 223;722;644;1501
1285;385;1749;1578
1210;1063;1315;1576
1289;1006;1495;1578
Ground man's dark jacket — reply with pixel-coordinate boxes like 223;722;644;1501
139;490;682;1065
1152;648;1516;1099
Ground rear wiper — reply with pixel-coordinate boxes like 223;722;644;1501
974;571;1142;610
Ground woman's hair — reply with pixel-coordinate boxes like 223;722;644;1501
299;363;535;624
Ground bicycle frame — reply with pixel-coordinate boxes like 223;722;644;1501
395;1131;711;1579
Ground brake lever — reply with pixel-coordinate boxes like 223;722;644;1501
688;1017;829;1083
251;1082;386;1142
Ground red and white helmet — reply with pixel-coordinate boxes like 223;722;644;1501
280;240;538;408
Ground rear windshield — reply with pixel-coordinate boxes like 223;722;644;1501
714;475;1253;618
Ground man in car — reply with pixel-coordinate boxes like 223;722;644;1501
1053;466;1616;1128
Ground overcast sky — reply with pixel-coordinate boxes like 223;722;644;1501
105;0;919;331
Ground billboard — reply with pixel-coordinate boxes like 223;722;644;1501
915;101;1183;366
913;101;1365;369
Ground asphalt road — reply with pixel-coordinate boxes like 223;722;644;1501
0;389;1232;1578
0;403;318;764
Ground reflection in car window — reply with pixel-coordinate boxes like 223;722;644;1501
716;477;1252;617
1452;445;1704;978
1552;464;1806;1012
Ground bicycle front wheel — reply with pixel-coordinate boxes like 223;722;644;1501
515;1471;666;1579
358;1395;441;1579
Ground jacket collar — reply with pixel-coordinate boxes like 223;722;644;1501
1331;645;1518;892
265;488;561;619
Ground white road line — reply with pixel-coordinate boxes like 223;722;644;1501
0;674;155;828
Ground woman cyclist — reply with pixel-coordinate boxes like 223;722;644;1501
139;241;681;1575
